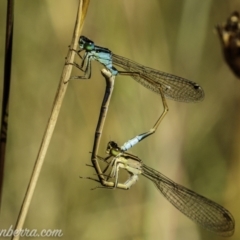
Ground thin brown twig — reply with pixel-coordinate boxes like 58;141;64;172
0;0;14;211
11;0;90;239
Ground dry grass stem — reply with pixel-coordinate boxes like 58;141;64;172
11;0;90;239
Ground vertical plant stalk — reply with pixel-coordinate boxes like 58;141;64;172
11;0;90;239
0;0;14;210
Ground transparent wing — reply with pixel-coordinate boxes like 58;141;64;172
112;53;204;102
142;164;234;237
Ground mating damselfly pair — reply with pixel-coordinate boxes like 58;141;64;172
72;36;234;236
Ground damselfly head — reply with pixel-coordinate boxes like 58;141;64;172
106;141;121;156
79;36;95;51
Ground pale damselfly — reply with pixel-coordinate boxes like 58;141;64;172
96;141;235;237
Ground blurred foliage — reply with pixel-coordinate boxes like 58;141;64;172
0;0;240;239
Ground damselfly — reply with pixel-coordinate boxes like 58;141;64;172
71;36;205;150
95;141;235;237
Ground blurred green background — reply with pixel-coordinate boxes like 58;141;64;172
0;0;240;239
